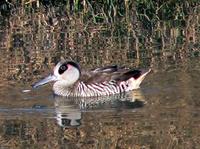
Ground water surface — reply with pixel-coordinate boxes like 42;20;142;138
0;57;200;148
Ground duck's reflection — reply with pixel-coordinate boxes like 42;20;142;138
54;90;146;128
54;99;82;128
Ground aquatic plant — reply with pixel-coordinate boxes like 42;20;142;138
0;0;199;82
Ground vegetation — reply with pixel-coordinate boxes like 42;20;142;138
0;0;199;28
0;0;199;82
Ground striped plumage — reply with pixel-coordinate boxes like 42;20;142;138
32;60;151;97
54;80;126;97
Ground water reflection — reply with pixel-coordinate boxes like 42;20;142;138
54;98;82;128
54;90;145;128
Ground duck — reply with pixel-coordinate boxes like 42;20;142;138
32;60;151;97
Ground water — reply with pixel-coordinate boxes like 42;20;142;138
0;2;200;149
0;58;199;148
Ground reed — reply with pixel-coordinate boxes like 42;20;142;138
0;0;199;82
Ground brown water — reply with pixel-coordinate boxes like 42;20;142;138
0;4;200;149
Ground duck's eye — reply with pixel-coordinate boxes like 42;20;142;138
58;65;68;74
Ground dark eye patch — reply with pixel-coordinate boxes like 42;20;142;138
58;64;68;74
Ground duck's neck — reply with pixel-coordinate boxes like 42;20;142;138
53;81;78;96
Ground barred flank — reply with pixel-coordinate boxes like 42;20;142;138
72;81;129;97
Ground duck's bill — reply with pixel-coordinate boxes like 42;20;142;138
32;74;57;88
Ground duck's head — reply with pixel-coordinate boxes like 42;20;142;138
32;60;81;89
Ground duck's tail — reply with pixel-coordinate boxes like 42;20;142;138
127;69;151;90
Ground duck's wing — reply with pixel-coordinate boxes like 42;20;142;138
80;65;148;85
113;70;143;81
92;65;122;73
